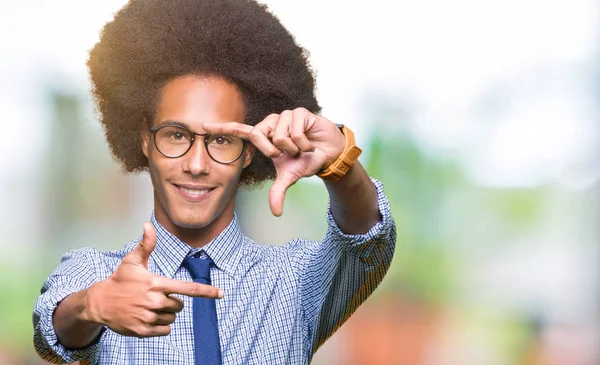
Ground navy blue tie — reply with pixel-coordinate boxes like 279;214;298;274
183;255;222;365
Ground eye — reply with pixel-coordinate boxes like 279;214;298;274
170;132;185;140
210;135;232;145
215;136;230;144
164;130;190;142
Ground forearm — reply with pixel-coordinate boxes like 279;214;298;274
294;175;396;350
53;287;104;350
324;162;380;235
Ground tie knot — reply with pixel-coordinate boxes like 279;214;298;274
184;256;213;282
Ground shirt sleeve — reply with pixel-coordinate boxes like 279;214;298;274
288;178;397;356
32;247;106;364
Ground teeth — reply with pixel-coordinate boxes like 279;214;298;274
180;187;210;196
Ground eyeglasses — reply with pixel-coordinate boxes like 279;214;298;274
149;125;248;164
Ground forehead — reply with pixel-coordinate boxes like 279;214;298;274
154;75;245;131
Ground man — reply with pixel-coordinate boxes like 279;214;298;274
33;0;396;364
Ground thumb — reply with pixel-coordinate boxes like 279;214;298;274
128;222;157;268
269;171;299;217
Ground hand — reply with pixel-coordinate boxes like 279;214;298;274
203;108;345;216
83;223;223;338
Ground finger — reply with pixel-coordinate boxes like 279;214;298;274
153;324;171;336
125;222;156;268
290;109;315;152
271;111;300;156
161;295;185;313
152;325;172;337
202;122;253;140
141;324;171;338
156;277;224;299
249;114;282;158
269;170;300;217
153;312;177;326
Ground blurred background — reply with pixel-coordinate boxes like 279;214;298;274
1;0;598;364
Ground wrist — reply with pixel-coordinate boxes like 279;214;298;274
322;125;345;167
323;160;361;185
80;283;103;325
318;124;362;182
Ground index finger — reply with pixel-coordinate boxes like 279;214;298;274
155;276;224;299
202;122;253;140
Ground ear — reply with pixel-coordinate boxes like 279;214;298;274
242;144;255;168
141;117;151;158
141;131;150;158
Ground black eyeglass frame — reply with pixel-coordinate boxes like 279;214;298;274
149;125;249;164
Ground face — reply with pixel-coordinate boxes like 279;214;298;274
141;75;253;246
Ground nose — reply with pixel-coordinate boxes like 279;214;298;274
182;138;211;176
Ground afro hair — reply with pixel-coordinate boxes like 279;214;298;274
87;0;321;186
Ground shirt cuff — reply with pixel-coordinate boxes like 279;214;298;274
34;287;105;364
325;177;394;248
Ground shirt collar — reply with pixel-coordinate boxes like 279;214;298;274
151;212;244;278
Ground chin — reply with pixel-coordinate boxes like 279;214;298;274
155;187;235;232
171;211;214;229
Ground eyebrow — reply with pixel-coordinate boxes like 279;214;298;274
156;120;190;129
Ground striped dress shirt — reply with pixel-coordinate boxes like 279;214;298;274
33;178;396;364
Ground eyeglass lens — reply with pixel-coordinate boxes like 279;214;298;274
153;126;245;163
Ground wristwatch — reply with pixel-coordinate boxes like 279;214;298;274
317;124;362;181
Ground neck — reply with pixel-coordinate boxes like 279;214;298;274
153;198;236;249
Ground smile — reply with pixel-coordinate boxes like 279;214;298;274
173;184;215;201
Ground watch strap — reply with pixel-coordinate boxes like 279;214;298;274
317;124;362;181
